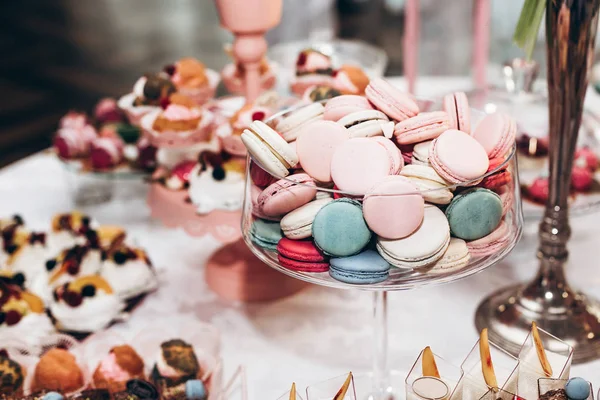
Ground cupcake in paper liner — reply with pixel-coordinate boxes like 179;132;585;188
141;95;215;148
92;345;146;393
221;44;277;95
165;57;219;106
189;151;246;215
290;48;337;96
0;280;55;350
215;103;271;157
118;73;176;126
47;244;102;289
54;112;98;160
100;244;157;300
50;275;124;333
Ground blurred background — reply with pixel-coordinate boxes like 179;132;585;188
0;0;538;167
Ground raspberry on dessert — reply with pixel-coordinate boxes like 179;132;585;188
529;177;550;203
251;111;266;121
164;64;176;76
571;166;594;191
0;349;7;358
296;52;307;67
5;310;22;326
64;291;83;307
574;147;599;171
12;273;25;287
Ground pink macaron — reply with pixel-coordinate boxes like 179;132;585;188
323;95;373;121
481;169;512;191
257;173;317;217
472;112;517;159
251;185;281;221
393;111;450;145
277;238;329;272
331;138;398;194
295;120;349;183
497;185;514;216
466;221;510;257
429;129;490;185
363;176;424;239
365;78;419;122
372;136;404;174
250;161;277;188
443;92;471;134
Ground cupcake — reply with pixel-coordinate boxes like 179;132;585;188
32;348;85;394
189;151;246;215
0;350;26;396
50;275;123;332
54;112;98;159
93;345;145;393
221;45;277;94
100;245;157;300
152;104;203;133
118;73;176;126
291;49;336;96
150;339;201;388
165;58;219;106
216;103;271;157
47;245;102;288
333;65;370;95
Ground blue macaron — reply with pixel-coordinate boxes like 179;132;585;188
565;377;590;400
185;379;208;400
330;250;391;284
312;198;372;257
250;219;283;251
445;188;502;241
42;393;64;400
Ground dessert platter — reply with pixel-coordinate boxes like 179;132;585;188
0;212;158;345
276;324;592;400
0;320;228;400
240;76;523;398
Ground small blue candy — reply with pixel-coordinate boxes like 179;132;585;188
565;377;590;400
42;392;64;400
185;379;208;400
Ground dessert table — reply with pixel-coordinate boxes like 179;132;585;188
3;77;600;399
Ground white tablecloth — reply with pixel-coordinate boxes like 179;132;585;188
2;77;600;399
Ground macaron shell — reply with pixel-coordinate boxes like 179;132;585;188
348;120;389;138
412;140;432;166
363;176;424;239
399;164;448;186
430;238;470;273
329;250;391;284
445;188;503;240
365;78;419;122
312;198;372;257
443;93;459;131
250;219;283;250
466;221;510;257
324;95;373;121
241;132;289;177
376;205;450;268
331;138;393;194
472;113;517;159
280;198;333;239
276;102;325;142
403;177;453;205
337;110;389;128
247;120;299;168
296;120;349;183
277;237;328;262
258;173;317;217
429;129;489;183
373;137;404;174
278;254;330;272
454;92;471;134
393;111;450;145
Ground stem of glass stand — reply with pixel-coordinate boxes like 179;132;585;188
371;291;389;400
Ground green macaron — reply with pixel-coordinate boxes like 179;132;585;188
312;198;372;257
445;188;503;241
250;219;283;251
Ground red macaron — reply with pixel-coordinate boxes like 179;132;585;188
277;238;329;272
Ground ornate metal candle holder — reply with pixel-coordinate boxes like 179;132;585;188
475;0;600;363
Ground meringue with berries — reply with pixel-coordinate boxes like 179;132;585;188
47;212;95;257
47;244;103;289
189;151;246;214
50;275;123;332
0;215;27;266
100;245;157;300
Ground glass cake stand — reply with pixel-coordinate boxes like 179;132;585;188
241;100;524;400
466;58;600;222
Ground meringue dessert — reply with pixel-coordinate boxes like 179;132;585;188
50;275;123;332
47;212;95;256
47;244;102;288
189;151;246;215
100;245;157;300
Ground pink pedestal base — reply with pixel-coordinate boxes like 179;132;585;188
147;183;307;302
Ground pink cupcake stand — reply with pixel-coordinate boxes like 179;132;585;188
147;0;306;302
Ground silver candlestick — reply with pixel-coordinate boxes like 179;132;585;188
475;0;600;363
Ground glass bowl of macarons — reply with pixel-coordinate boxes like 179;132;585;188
241;78;523;290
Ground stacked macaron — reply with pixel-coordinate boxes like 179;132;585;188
244;78;518;285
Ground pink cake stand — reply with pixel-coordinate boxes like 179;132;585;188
148;183;306;302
